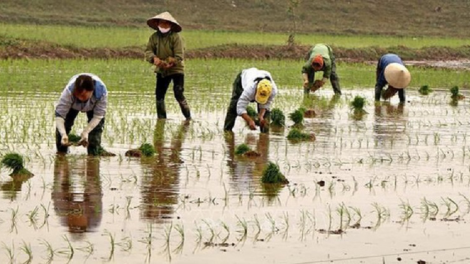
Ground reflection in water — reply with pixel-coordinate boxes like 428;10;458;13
52;155;103;235
373;102;406;149
224;132;272;199
0;174;33;201
140;119;189;223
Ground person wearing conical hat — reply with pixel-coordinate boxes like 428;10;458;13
375;53;411;103
145;11;191;120
302;44;342;95
223;68;278;133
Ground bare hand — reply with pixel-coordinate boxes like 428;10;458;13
61;135;69;146
153;57;162;67
247;119;256;130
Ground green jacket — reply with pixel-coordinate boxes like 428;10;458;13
301;44;334;83
145;31;184;77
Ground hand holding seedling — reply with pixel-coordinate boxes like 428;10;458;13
247;118;256;130
61;135;69;146
312;79;325;89
78;132;89;147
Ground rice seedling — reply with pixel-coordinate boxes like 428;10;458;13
270;108;286;127
371;203;389;230
350;96;366;111
234;144;251;155
220;221;230;243
104;230;116;261
1;152;33;177
287;128;315;142
76;241;95;259
418;85;433;95
289;108;304;126
235;215;248;243
2;242;15;263
399;200;414;222
40;239;55;263
56;235;74;261
20;240;33;264
449;86;465;101
442;197;459;219
261;162;289;184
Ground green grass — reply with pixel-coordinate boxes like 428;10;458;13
0;59;468;96
2;23;470;50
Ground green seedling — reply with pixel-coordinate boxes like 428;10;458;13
235;144;251;155
450;85;465;100
1;153;33;177
287;128;315;142
246;105;257;120
139;143;156;157
418;85;432;95
261;162;289;184
270;108;286;127
289;108;304;126
350;96;366;111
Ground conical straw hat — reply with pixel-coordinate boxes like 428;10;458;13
147;11;182;32
384;63;411;89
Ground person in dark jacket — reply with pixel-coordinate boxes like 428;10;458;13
302;44;341;95
375;54;411;103
145;11;191;120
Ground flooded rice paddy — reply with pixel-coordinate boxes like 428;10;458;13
1;86;470;264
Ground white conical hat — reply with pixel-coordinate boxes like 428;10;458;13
384;63;411;89
147;11;182;32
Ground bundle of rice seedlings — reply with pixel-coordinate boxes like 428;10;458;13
270;108;285;127
1;153;33;177
350;96;366;111
68;133;81;144
235;144;251;155
139;143;156;157
418;85;432;95
246;105;257;120
287;128;315;142
261;162;289;184
289;108;304;125
450;86;464;100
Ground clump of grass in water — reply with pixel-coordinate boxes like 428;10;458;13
418;85;432;95
1;153;33;177
287;128;315;142
450;86;465;100
270;108;285;127
68;133;81;144
289;108;305;126
139;143;156;157
262;162;289;184
350;96;366;111
235;144;251;155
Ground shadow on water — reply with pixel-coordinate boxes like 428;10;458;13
139;119;189;223
51;155;103;236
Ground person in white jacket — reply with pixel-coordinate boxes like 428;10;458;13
223;67;278;133
55;73;115;156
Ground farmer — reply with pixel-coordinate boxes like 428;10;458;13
302;43;342;95
145;11;191;120
223;67;278;133
55;73;115;156
375;53;411;103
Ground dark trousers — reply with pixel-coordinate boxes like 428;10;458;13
223;72;270;133
56;109;105;155
155;73;191;119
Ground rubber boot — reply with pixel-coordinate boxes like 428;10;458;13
374;85;382;101
331;79;342;95
156;100;167;119
178;99;191;120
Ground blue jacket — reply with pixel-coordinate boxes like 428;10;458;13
376;54;404;89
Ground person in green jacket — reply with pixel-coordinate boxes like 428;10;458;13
301;44;342;95
145;11;191;120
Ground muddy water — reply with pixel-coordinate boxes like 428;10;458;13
1;88;470;264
